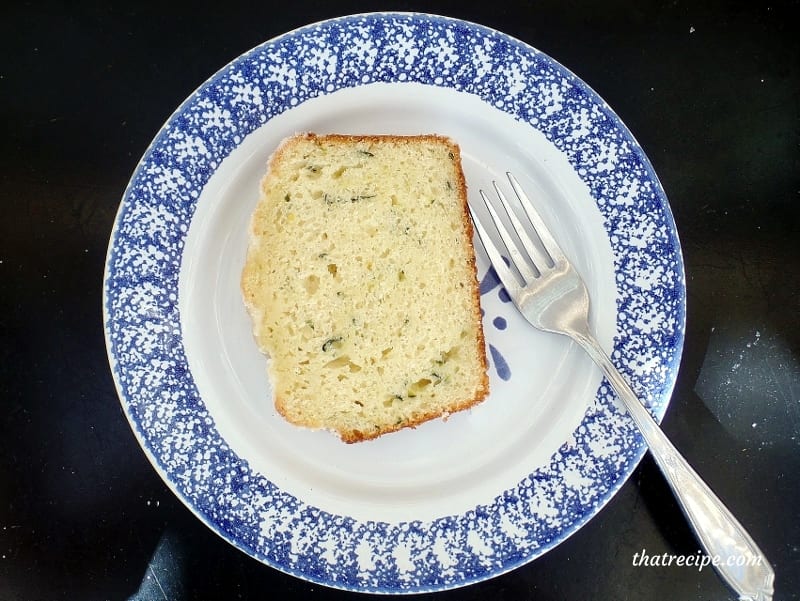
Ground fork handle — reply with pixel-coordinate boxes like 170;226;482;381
572;332;775;601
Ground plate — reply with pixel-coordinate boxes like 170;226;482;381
103;12;685;593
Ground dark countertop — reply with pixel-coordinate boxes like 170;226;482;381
2;1;798;599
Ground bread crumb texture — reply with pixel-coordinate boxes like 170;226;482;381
241;133;488;442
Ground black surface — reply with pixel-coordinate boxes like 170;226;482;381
2;1;798;599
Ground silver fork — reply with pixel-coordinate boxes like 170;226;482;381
470;172;774;601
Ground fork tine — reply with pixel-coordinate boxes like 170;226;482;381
468;205;522;298
479;190;538;283
492;180;551;273
506;172;566;265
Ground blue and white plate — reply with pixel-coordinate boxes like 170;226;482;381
103;13;685;593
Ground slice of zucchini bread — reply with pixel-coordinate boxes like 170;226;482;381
241;133;489;442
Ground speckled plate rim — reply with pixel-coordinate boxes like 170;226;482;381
103;12;686;594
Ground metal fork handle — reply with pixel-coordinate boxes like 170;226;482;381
571;330;775;601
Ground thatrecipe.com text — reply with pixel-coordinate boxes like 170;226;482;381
632;549;764;572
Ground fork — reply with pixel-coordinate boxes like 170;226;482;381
470;172;774;601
